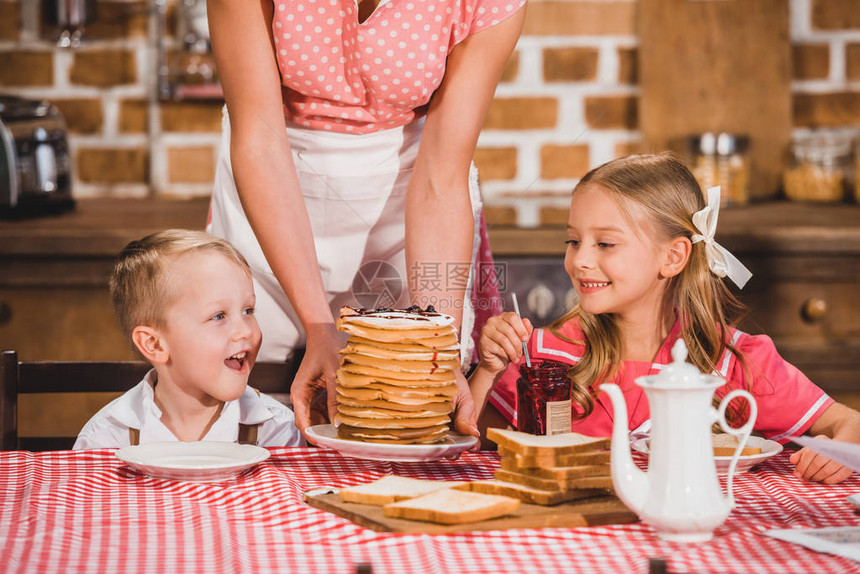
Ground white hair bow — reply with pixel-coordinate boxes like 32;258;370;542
691;187;753;289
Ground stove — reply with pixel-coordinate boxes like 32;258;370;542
492;255;579;328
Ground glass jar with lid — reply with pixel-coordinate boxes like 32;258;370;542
688;133;750;207
784;131;852;203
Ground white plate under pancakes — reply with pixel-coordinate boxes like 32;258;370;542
306;424;478;462
116;441;270;482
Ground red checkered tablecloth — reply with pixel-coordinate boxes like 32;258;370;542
1;447;859;573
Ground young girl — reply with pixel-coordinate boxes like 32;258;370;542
470;153;860;485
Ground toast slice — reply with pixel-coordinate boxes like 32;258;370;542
454;480;605;506
338;475;466;506
497;446;611;468
499;457;608;480
494;468;614;493
712;433;761;457
487;428;610;456
382;488;520;525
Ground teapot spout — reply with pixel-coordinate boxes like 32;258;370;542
601;383;649;514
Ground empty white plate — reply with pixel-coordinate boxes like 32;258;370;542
116;441;270;482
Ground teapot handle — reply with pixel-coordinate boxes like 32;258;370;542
716;389;758;506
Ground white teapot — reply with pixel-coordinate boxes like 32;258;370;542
602;339;757;542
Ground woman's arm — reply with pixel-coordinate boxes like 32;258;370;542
406;6;526;327
208;1;342;435
790;402;860;484
407;7;526;437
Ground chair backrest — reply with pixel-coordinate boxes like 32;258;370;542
0;350;301;451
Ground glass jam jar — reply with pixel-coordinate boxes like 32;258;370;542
516;360;572;436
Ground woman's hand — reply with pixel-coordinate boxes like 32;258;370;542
789;436;853;485
477;312;533;375
290;323;342;443
452;369;479;440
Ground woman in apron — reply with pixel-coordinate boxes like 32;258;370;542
206;0;526;441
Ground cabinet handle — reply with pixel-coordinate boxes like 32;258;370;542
0;301;10;326
801;298;828;322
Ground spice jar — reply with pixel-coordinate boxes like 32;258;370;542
784;131;852;203
516;360;571;435
688;133;750;207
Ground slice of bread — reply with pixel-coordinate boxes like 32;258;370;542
454;480;605;506
382;488;520;525
338;475;466;506
499;457;608;480
494;468;614;492
486;428;610;456
712;433;761;457
497;446;611;468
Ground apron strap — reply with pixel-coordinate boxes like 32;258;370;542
128;427;140;446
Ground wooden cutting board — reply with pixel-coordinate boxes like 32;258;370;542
639;0;792;198
304;491;638;533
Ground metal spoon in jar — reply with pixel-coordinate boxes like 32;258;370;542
511;292;532;367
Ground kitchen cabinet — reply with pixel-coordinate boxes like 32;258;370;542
1;200;858;397
0;199;211;361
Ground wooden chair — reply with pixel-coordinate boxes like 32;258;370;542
0;349;301;451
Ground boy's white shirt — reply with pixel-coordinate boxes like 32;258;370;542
73;369;305;449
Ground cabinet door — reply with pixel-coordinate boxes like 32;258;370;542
0;288;137;360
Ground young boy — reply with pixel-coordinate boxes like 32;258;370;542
74;229;304;449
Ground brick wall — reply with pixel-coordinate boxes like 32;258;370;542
1;0;859;222
0;0;220;199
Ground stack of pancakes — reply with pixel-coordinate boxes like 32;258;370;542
335;306;460;444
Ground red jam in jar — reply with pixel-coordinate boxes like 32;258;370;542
516;360;572;435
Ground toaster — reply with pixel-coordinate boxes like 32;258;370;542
0;95;74;217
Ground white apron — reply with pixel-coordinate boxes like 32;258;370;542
208;109;482;364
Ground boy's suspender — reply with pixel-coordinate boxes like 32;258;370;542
239;387;261;445
237;423;258;445
127;387;262;446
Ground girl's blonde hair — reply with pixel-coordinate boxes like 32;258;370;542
550;153;750;423
110;229;252;347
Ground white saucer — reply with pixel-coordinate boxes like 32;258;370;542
115;441;270;482
306;424;478;462
631;435;783;475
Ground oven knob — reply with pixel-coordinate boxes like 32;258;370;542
526;283;555;320
564;288;579;311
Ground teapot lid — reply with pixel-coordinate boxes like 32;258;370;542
641;339;724;389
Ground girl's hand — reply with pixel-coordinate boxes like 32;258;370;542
477;312;533;375
289;323;342;443
789;435;854;485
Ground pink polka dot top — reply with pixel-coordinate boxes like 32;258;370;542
271;0;526;134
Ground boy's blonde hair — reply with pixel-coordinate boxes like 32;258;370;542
109;229;252;346
550;153;750;423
